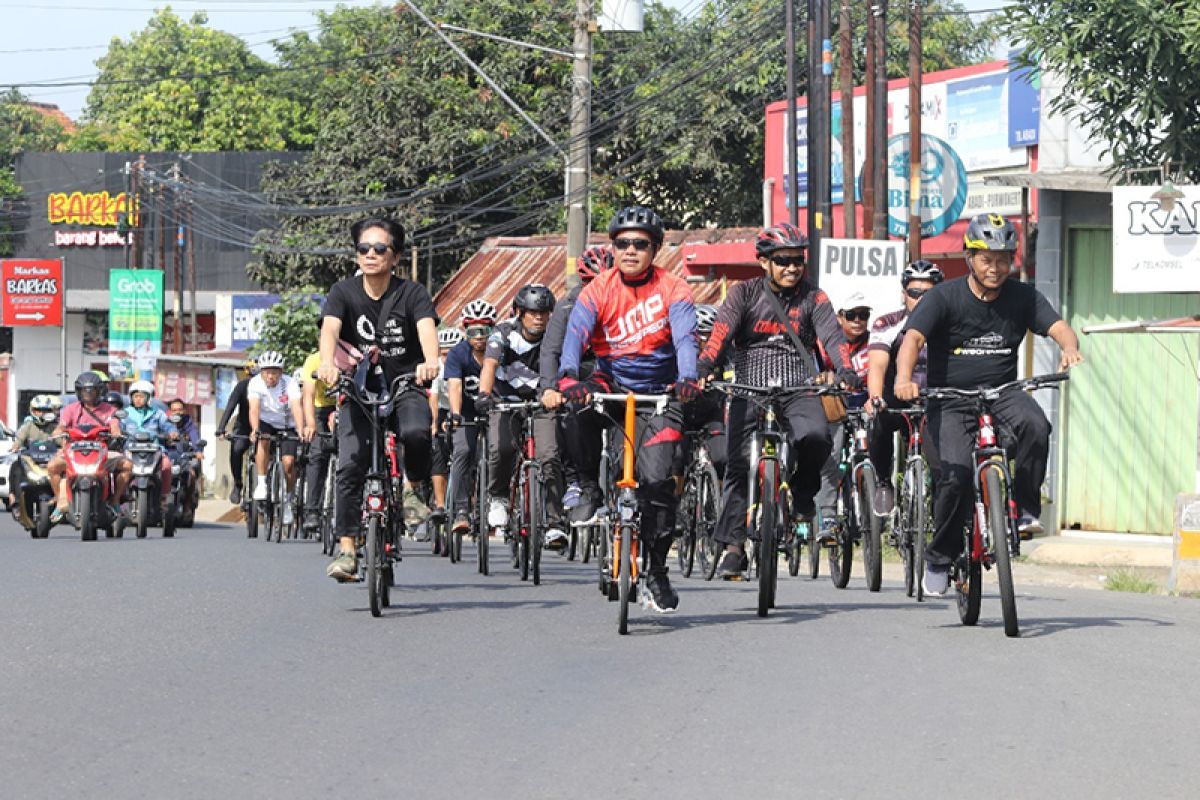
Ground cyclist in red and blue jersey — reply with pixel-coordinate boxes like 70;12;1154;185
558;205;700;613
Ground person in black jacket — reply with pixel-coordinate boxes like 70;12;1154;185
217;361;256;505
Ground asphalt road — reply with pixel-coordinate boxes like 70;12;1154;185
2;513;1197;799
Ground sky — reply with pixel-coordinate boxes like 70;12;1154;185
1;0;1000;120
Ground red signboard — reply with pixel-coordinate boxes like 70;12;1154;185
1;258;64;326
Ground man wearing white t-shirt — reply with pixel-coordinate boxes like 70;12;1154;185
248;351;306;524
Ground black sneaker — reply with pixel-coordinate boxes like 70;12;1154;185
642;570;679;613
570;493;599;524
229;485;242;506
718;549;748;581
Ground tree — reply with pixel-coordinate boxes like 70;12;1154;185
249;287;323;371
0;89;70;255
74;9;314;151
1006;0;1200;180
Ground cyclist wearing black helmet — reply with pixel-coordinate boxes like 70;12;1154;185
863;259;944;514
478;283;570;551
696;222;859;580
895;213;1084;596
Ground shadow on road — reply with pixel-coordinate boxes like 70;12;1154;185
346;597;569;618
964;614;1175;639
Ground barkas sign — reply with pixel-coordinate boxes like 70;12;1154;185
47;190;136;248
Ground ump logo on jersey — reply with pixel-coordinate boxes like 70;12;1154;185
606;296;666;348
884;133;968;239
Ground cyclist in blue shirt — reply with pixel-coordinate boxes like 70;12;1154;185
447;298;495;536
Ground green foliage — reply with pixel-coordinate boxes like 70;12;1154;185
1103;568;1160;594
74;9;314;151
1006;0;1200;180
248;287;323;371
0;88;70;255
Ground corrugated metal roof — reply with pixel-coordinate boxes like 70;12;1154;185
435;227;760;322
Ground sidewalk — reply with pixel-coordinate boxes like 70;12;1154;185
196;496;243;525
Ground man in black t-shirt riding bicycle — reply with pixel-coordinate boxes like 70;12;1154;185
894;213;1084;597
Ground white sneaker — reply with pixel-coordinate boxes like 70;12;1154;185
544;528;568;550
252;481;268;501
282;500;294;527
487;499;509;528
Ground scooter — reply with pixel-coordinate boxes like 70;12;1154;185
12;439;59;538
168;439;205;529
60;427;119;541
123;431;175;539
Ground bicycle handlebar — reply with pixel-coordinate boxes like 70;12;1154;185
923;372;1069;402
492;400;544;413
590;392;672;416
710;381;845;398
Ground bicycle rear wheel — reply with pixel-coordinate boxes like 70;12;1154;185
367;516;384;618
617;525;633;635
697;464;721;581
859;464;883;592
476;449;490;575
529;467;543;586
985;467;1019;637
677;475;698;577
829;477;855;589
756;461;779;617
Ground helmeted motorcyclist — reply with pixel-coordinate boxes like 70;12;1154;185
46;372;131;523
122;380;176;510
8;395;61;507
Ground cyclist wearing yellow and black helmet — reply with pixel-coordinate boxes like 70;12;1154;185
216;358;259;505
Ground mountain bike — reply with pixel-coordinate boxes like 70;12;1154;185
886;405;930;599
923;372;1069;637
493;400;552;586
676;425;720;580
822;407;878;590
715;381;836;616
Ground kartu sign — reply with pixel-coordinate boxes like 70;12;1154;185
1112;185;1200;293
0;258;63;326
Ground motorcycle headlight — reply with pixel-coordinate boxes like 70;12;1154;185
171;464;181;475
73;463;99;476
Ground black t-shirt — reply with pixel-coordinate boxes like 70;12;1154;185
905;276;1060;389
322;275;438;381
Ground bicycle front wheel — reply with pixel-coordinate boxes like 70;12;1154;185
829;477;855;589
367;516;384;618
756;460;779;617
696;463;721;581
529;467;543;586
985;467;1019;637
909;460;928;601
859;464;883;592
617;525;633;635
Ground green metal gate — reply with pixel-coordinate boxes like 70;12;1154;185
1061;227;1200;534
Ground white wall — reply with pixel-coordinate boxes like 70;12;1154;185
8;313;95;428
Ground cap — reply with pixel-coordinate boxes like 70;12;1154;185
839;291;871;311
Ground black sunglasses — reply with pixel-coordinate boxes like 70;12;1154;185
770;254;807;268
613;237;653;252
841;309;871;322
465;325;492;339
905;287;929;300
355;242;393;256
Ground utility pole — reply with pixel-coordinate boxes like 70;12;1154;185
187;190;197;351
785;0;799;227
132;155;145;269
807;0;819;255
807;0;832;283
907;0;922;263
565;0;593;285
171;161;183;354
872;0;889;239
838;0;856;238
819;0;833;240
863;3;876;239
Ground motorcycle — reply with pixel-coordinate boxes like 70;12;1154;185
168;439;205;529
60;427;120;541
122;431;175;539
12;439;59;538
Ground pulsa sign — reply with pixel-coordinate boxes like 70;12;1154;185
818;238;908;317
1112;186;1200;293
886;133;968;239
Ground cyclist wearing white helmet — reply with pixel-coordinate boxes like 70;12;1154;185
122;379;176;509
446;299;496;534
248;350;305;526
863;259;943;515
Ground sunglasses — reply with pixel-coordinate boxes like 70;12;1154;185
770;254;807;268
905;287;929;300
465;325;492;339
613;237;653;252
841;309;871;322
355;242;393;256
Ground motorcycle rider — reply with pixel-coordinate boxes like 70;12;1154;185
8;395;61;507
46;371;131;523
121;380;176;512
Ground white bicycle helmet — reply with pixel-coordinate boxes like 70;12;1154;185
460;298;498;326
901;259;945;286
129;379;155;397
257;351;286;370
438;328;466;349
696;304;719;336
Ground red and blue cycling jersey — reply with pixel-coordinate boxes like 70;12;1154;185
560;266;698;393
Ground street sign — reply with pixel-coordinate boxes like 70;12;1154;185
1112;185;1200;293
107;269;163;379
885;133;969;239
817;238;908;319
0;258;63;326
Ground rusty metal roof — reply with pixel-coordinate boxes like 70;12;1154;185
435;228;760;322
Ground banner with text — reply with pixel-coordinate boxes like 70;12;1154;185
818;238;909;320
108;269;163;379
1112;186;1200;293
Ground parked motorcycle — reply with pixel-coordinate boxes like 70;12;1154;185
11;439;59;538
59;427;120;541
122;431;175;539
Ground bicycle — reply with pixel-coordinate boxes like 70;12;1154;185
333;365;417;617
820;407;878;590
492;400;552;586
676;425;721;580
923;372;1069;637
590;392;671;635
886;405;931;599
225;434;259;538
469;417;491;576
310;431;338;555
251;430;301;544
714;381;837;617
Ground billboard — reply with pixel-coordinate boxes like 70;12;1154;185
1;258;63;326
230;294;280;351
108;269;163;379
1112;186;1200;294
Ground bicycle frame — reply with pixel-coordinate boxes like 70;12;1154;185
493;400;543;546
969;406;1018;565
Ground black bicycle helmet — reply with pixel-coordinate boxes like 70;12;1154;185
513;283;556;313
901;259;945;286
74;371;104;401
608;205;665;248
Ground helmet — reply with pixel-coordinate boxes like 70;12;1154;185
257;351;286;370
130;379;155;398
695;304;718;336
105;391;125;410
964;213;1018;252
74;371;104;401
902;259;944;286
577;245;613;281
513;284;556;313
243;357;258;375
608;205;665;248
460;298;498;326
30;394;52;412
45;395;63;411
438;328;465;349
756;223;809;259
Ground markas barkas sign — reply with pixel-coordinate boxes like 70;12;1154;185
47;191;137;248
